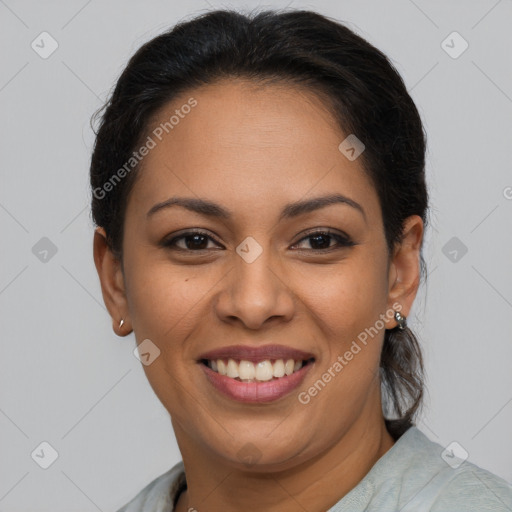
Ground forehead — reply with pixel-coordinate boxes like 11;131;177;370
126;78;380;224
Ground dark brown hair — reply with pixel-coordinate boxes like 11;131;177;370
90;8;428;439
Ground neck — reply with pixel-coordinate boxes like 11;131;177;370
174;394;395;512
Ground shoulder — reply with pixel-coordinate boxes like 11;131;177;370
115;461;186;512
389;427;512;511
429;461;512;511
336;426;512;511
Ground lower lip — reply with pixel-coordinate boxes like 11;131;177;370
200;362;313;403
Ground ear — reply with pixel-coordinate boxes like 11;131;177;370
93;227;131;336
384;215;424;329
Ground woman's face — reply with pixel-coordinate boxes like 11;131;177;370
102;79;421;470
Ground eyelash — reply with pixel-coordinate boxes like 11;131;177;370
161;229;355;254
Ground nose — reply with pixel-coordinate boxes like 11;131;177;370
214;246;296;330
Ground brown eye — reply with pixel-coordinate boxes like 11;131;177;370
291;230;355;252
162;231;222;251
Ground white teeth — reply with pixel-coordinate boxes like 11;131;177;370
255;360;273;381
217;359;227;376
207;357;309;381
273;359;285;378
226;358;239;378
239;360;255;380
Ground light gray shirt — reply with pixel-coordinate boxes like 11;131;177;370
116;426;512;511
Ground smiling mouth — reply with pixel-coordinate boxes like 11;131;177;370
200;357;315;383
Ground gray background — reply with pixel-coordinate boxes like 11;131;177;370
1;0;511;510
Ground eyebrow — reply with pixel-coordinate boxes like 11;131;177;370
146;193;367;223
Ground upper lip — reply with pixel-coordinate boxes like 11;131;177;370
198;344;315;363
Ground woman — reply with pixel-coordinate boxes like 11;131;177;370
90;8;512;511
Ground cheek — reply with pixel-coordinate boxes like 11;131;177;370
124;253;223;358
297;263;388;430
298;255;388;340
123;257;216;415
